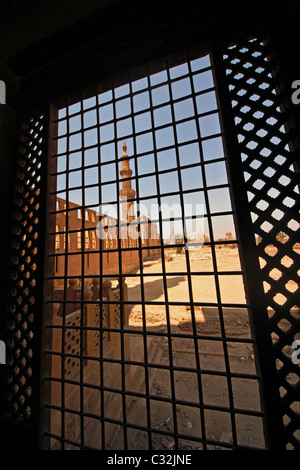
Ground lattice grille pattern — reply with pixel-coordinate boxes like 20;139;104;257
223;37;300;449
41;50;268;451
4;113;46;421
64;311;81;377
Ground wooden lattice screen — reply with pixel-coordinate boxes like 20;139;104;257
0;33;298;452
220;37;300;450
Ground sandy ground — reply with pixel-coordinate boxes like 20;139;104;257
111;248;269;450
50;245;298;450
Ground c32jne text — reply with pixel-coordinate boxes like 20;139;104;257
107;454;192;467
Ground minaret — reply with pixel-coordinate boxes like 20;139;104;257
119;142;135;223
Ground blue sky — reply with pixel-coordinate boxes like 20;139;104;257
55;54;237;241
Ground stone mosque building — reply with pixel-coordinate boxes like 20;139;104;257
54;143;160;281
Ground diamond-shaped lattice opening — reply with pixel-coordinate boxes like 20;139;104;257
246;139;259;149
273;293;287;306
266;116;277;125
269;268;282;281
280;388;290;402
253;179;266;191
274;155;286;166
267;187;280;199
262;99;274;107
250;159;263;170
283;196;295;208
290;402;300;414
255;66;264;74
241;104;252;113
260;148;272;158
251;212;259;223
286;373;300;388
283;414;291;426
264;167;276;179
260;220;273;233
285;281;298;294
237;88;247;96
277;318;292;334
293;243;300;254
281;256;294;268
290;308;300;320
234;72;245;81
292;431;300;449
250;93;260;101
287;219;299;232
253;110;264;119
263;281;271;292
264;244;278;256
276;232;288;243
223;36;299;448
256;128;268;138
244;122;255;131
256;199;268;211
281;344;296;360
259;257;267;269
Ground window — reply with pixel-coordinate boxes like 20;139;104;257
85;230;90;249
77;231;81;249
91;230;96;249
55;225;60;249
